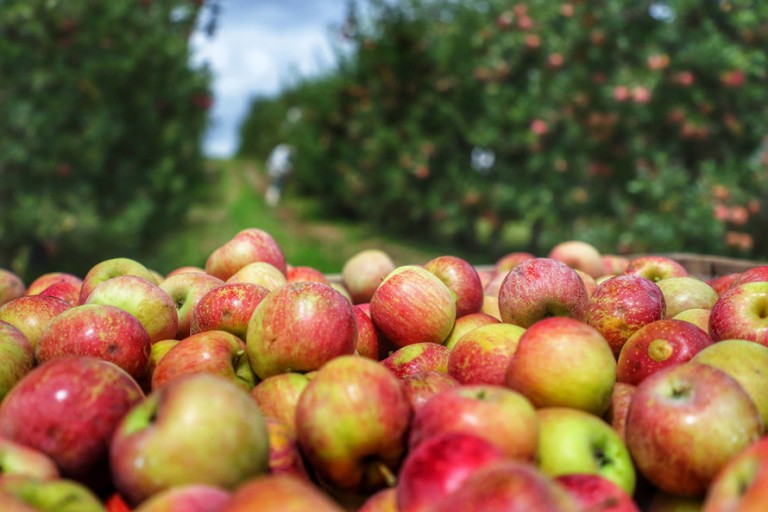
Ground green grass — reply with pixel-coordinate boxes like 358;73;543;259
142;158;466;275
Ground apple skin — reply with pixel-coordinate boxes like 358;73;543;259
151;330;255;392
131;484;231;512
110;373;270;505
656;276;718;318
380;342;451;379
246;282;357;379
431;460;580;512
139;339;179;392
296;355;411;494
409;384;538;462
204;227;287;281
221;474;345;512
709;281;768;344
370;265;457;347
158;271;224;339
78;257;159;304
85;275;178;344
625;362;764;497
443;311;500;350
189;282;270;340
536;407;636;496
585;274;666;357
497;257;589;328
0;295;72;351
622;255;689;282
0;437;60;480
286;265;330;284
353;305;380;359
249;371;311;436
226;261;287;290
0;356;145;486
26;272;83;307
447;323;525;385
0;269;25;307
692;338;768;427
341;249;397;305
359;487;398;512
0;321;35;401
576;269;598;298
601;255;630;276
396;431;506;512
493;251;536;274
702;436;768;512
505;317;616;416
604;381;637;442
424;255;484;317
730;265;768;287
265;417;310;481
0;475;107;512
547;240;606;278
400;370;460;412
707;272;740;297
616;319;713;386
35;303;152;382
165;265;206;278
555;473;640;512
672;308;711;334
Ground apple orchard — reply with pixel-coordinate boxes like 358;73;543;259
1;228;768;510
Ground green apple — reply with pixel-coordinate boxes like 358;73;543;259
447;323;525;385
536;406;636;496
0;475;106;512
79;257;159;304
656;276;718;318
250;372;311;436
0;438;59;480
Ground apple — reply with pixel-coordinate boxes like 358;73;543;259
493;251;535;274
140;339;179;392
707;272;740;297
131;484;230;512
692;338;768;426
576;269;598;297
483;269;509;298
295;355;411;493
505;317;616;416
0;269;25;307
730;265;768;287
110;373;270;505
341;249;397;305
536;407;636;495
189;282;269;340
221;474;345;512
555;473;640;512
0;438;59;480
25;272;83;307
249;371;311;436
0;321;34;401
616;318;713;386
672;307;710;334
702;436;768;512
359;487;397;512
226;261;287;290
601;255;630;275
621;255;688;282
396;431;506;512
380;342;451;379
246;281;357;379
424;255;484;317
497;258;589;328
85;275;178;344
625;362;763;496
353;304;380;359
0;356;144;488
604;381;637;442
447;323;525;385
78;257;159;304
370;265;456;347
265;417;309;481
709;281;768;344
0;475;107;512
165;265;206;278
482;295;502;320
0;295;71;350
151;330;255;391
585;274;666;357
204;227;287;280
409;384;538;461
430;460;579;512
287;265;330;284
158;271;224;339
400;370;460;412
548;240;606;278
655;276;718;318
443;311;499;350
35;303;152;382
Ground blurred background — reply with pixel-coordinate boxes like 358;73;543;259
1;0;767;282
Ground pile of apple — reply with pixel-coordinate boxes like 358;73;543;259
1;228;767;511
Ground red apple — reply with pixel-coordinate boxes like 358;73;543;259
585;274;666;357
158;271;224;339
730;265;768;287
353;305;380;359
341;249;397;305
497;258;589;328
36;303;152;382
0;269;25;307
424;255;484;317
380;342;451;379
548;240;606;278
370;265;457;347
221;474;345;512
625;362;763;496
265;418;309;481
616;319;713;386
205;227;287;280
249;371;311;436
189;282;269;340
447;323;525;385
443;311;500;350
165;265;206;278
286;265;330;284
246;282;357;379
0;295;71;351
555;473;639;512
0;320;34;401
604;381;637;442
707;272;740;297
226;261;287;290
601;255;630;276
621;255;688;282
702;436;768;511
493;251;536;274
400;370;460;412
78;257;159;304
26;272;83;307
131;484;231;512
709;281;768;344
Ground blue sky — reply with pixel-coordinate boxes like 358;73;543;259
190;0;349;157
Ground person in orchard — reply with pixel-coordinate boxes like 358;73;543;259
264;143;294;207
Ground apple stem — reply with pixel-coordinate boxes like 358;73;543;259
376;461;397;487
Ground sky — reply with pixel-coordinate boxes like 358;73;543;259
190;0;349;157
